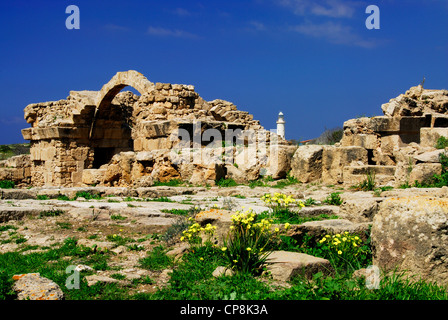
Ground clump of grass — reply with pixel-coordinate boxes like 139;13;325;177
153;179;185;187
39;209;65;218
110;214;127;221
216;178;238;187
161;209;191;216
162;218;192;243
74;191;102;200
257;209;338;225
272;172;300;188
139;245;173;271
353;170;376;191
145;196;174;202
435;136;448;149
0;180;15;189
304;197;318;206
323;192;343;206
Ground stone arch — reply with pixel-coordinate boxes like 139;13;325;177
88;71;155;168
89;70;155;138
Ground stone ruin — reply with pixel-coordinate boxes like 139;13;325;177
2;70;295;188
1;70;447;189
291;85;448;187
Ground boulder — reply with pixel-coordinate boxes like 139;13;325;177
371;196;448;286
290;145;324;183
339;198;381;223
298;205;339;217
409;163;442;184
82;169;106;185
12;273;64;300
267;145;296;179
266;251;333;281
321;146;368;185
413;149;446;163
212;266;234;278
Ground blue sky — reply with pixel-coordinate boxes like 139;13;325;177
0;0;447;144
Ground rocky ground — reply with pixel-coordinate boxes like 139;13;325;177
1;183;448;299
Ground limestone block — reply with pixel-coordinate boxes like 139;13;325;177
322;146;368;185
339;198;380;223
371;196;448;286
420;128;448;148
352;134;379;149
368;116;400;133
266;251;333;281
82;169;106;185
413;149;446;163
380;135;401;155
290;145;324;183
266;145;297;179
408;163;442;184
70;148;89;161
342;165;396;186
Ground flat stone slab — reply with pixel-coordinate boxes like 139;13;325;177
266;250;333;281
0;205;56;223
299;205;339;217
288;219;371;242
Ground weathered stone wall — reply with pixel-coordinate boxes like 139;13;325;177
19;70;289;187
291;85;448;187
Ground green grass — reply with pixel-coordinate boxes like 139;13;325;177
0;143;30;161
74;191;102;200
323;192;343;206
161;209;191;216
354;170;376;191
1;232;447;300
0;180;15;189
400;152;448;188
139;245;173;271
153;179;186;187
216;178;238;187
0;237;126;300
271;173;300;188
110;214;127;221
39;209;65;218
146;196;174;203
257;209;339;225
435;136;448;149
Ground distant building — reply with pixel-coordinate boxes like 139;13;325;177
276;111;285;139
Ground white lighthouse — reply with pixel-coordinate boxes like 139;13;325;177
276;111;285;140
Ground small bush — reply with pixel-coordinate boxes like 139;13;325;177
0;180;15;189
323;192;343;206
435;136;448;149
221;208;289;275
357;170;376;191
110;214;127;221
39;209;64;218
216;178;238;187
153;179;184;187
74;191;102;200
304;197;318;206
